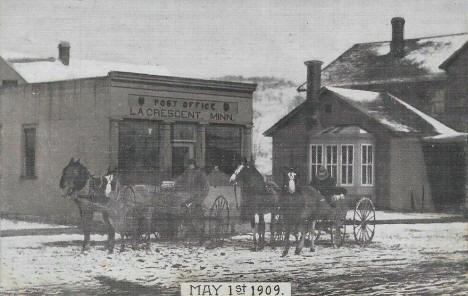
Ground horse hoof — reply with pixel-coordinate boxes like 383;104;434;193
281;251;288;257
310;248;315;252
294;249;301;255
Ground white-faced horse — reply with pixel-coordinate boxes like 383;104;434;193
280;168;347;256
60;158;139;252
230;160;280;251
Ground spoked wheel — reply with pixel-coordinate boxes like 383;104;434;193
116;185;136;204
353;197;376;245
209;196;230;242
330;213;346;248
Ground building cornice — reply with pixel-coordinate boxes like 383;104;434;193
109;71;257;95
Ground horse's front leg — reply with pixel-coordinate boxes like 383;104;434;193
295;223;306;255
269;213;277;248
258;214;266;250
309;220;316;252
81;209;93;252
103;212;115;253
282;221;291;257
251;214;258;251
120;234;126;252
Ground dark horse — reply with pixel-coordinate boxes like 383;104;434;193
230;160;280;251
60;158;139;252
280;168;347;256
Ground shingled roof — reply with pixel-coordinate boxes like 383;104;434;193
297;33;467;90
0;50;170;83
264;86;463;138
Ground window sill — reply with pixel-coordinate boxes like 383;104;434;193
20;175;37;180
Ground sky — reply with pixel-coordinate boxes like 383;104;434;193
0;0;467;83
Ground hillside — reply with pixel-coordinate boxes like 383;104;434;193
215;76;305;174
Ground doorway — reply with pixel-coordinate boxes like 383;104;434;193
172;143;194;178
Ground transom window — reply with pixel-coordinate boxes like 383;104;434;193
341;145;354;185
361;144;373;185
173;123;196;142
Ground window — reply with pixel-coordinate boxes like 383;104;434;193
341;145;353;185
2;80;18;87
361;144;373;185
118;120;160;184
23;127;36;178
205;124;242;174
325;145;338;178
310;144;323;180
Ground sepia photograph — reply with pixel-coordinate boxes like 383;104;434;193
0;0;467;295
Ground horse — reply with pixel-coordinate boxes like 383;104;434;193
230;160;280;251
280;168;347;256
59;158;139;252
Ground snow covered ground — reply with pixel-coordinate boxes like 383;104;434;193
0;218;69;231
1;221;467;295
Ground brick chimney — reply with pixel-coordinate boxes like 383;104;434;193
58;41;70;65
390;17;405;57
304;60;322;127
304;60;323;103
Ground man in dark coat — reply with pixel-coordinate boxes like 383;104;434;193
176;159;210;207
310;166;347;207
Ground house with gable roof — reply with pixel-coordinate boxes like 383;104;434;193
265;17;468;212
297;17;468;132
265;59;468;212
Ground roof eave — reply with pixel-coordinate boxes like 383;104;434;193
1;56;29;84
439;40;468;70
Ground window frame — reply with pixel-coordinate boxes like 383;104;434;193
325;144;338;179
340;144;354;186
361;143;374;186
22;124;37;179
309;144;323;182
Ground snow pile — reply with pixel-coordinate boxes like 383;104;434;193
327;87;414;133
326;86;381;103
406;34;467;74
371;42;391;56
388;94;462;137
0;218;69;231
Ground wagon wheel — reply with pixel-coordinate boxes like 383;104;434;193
353;197;376;245
330;212;346;248
116;185;136;204
209;196;230;242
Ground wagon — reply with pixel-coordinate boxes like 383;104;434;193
109;169;241;242
272;195;376;247
313;196;376;247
